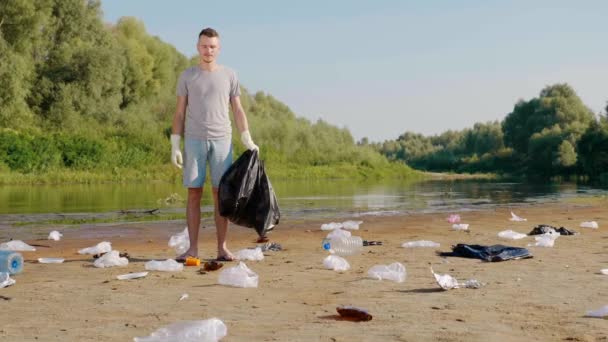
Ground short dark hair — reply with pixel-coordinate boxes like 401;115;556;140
199;28;219;39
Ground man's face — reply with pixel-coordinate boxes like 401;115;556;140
197;36;220;63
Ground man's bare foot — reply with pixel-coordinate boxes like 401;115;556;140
176;249;198;262
216;249;235;262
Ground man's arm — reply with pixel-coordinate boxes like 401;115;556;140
231;96;258;151
170;96;187;168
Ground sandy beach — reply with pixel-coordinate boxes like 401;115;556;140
0;200;607;341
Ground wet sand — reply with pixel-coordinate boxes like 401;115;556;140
0;200;607;341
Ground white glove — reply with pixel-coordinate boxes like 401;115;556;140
240;130;259;151
170;134;183;169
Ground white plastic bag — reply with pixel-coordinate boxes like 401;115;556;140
341;220;363;230
510;211;527;222
326;228;351;240
585;305;608;318
367;262;406;283
401;240;440;248
78;241;112;255
38;258;65;264
580;221;599;229
218;262;259;288
94;250;128;268
235;247;264;261
133;318;227;342
0;240;36;251
168;227;190;255
0;272;16;288
48;231;63;241
452;224;469;231
145;259;184;272
431;268;459;290
601;269;608;275
320;222;342;231
117;272;148;280
498;230;527;240
528;231;559;247
323;255;350;272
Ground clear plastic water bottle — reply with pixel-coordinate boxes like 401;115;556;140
322;236;363;256
0;250;24;275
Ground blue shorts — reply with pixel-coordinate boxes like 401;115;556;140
183;137;233;188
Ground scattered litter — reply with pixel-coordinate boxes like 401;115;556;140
145;259;183;272
0;250;23;274
363;240;383;246
218;262;259;288
133;318;227;342
179;293;189;301
585;305;608;318
48;231;63;241
0;272;15;288
93;250;128;268
38;258;65;264
235;247;264;261
116;272;148;280
0;240;36;251
601;269;608;275
447;214;461;224
401;240;440;248
258;242;282;252
510;212;527;222
528;231;559;248
367;262;406;283
326;228;351;240
184;257;200;267
168;228;190;256
498;230;527;240
323;255;350;272
580;221;599;229
202;261;224;272
529;225;577;236
78;241;112;255
452;224;469;231
336;305;373;321
431;268;483;290
439;244;532;262
158;192;185;206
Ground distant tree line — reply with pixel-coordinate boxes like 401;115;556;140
372;84;608;182
0;0;415;181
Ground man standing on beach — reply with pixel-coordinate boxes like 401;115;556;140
170;27;258;261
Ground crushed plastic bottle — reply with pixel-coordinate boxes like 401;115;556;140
218;262;258;288
133;318;227;342
168;227;190;255
322;236;363;256
0;250;23;275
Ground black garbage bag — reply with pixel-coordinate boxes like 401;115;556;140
218;150;280;238
528;224;577;236
438;244;533;262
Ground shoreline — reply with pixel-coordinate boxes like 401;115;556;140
0;201;606;341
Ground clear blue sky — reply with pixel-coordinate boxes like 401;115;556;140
102;0;608;142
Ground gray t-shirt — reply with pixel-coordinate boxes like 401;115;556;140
176;65;241;139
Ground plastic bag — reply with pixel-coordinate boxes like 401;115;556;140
585;305;608;318
367;262;406;283
133;318;227;342
218;262;258;288
235;247;264;261
38;258;65;264
580;221;599;229
528;231;559;248
497;230;527;240
117;272;148;280
326;228;351;240
145;259;183;272
510;212;527;222
320;222;342;231
0;240;36;251
401;240;440;248
341;220;363;230
0;272;16;288
78;241;112;255
452;224;469;231
218;150;280;238
431;267;482;290
447;214;461;224
323;255;350;272
601;269;608;275
168;228;190;256
93;250;128;268
48;231;63;241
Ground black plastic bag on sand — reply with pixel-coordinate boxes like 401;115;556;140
529;224;577;236
438;244;533;262
218;150;280;238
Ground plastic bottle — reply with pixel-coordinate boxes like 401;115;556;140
322;236;363;256
0;250;24;275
